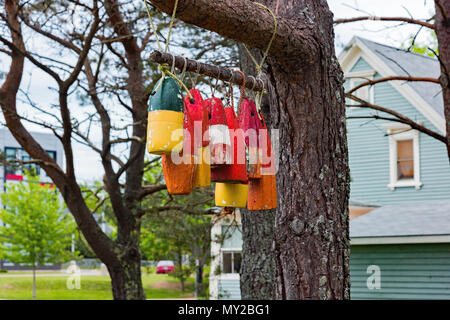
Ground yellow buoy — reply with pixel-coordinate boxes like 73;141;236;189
215;183;248;208
193;146;211;188
147;77;184;155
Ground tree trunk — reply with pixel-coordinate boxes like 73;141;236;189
268;24;350;300
195;263;203;298
434;1;450;160
240;209;276;299
108;247;145;300
32;265;36;300
176;250;185;292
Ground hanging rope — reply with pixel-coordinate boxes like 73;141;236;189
143;0;193;98
243;2;277;78
242;2;277;114
164;0;179;54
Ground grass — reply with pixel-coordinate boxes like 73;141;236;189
0;273;204;300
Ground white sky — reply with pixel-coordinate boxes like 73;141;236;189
0;1;436;184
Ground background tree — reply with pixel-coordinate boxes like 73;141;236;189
0;171;76;299
0;0;235;299
139;162;215;297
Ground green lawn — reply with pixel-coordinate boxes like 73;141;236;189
0;274;203;300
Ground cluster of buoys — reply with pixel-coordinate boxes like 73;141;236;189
147;77;277;212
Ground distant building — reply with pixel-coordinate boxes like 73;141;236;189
210;37;450;300
0;128;64;187
0;127;65;270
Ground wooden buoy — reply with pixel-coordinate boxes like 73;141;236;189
211;106;247;184
238;98;263;179
147;77;184;155
247;114;277;210
161;104;196;195
215;182;248;208
247;174;277;210
184;89;211;188
193;145;211;188
206;97;232;167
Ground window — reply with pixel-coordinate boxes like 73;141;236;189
4;147;18;175
3;147;56;178
396;140;414;180
21;150;40;176
384;125;422;190
352;80;370;102
222;251;242;274
346;70;375;106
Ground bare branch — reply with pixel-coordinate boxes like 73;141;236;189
346;94;447;143
347;76;440;95
334;16;435;30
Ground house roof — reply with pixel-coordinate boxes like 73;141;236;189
350;201;450;238
339;37;445;133
355;37;444;119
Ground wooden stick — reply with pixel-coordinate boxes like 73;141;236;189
149;50;265;92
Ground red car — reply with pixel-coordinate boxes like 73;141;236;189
156;260;175;274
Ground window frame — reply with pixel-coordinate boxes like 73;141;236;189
3;147;56;178
384;125;422;190
220;249;242;275
346;70;375;106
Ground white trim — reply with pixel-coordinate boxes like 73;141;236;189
339;37;445;133
385;126;422;190
351;234;450;245
346;70;375;106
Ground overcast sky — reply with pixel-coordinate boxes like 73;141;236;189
0;1;436;184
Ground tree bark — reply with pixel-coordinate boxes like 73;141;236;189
434;0;450;160
240;209;276;299
195;263;204;298
108;248;145;300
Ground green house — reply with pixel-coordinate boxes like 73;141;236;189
342;37;450;300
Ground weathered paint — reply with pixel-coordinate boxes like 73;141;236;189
215;183;248;208
147;110;184;154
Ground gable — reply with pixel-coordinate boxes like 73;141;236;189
350;57;372;73
339;37;445;133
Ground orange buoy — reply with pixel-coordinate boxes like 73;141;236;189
247;114;277;210
161;104;196;195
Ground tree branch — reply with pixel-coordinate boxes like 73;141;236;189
147;0;320;66
346;94;447;143
334;16;435;30
347;76;440;95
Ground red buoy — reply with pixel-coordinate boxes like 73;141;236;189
211;106;248;184
205;97;232;166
